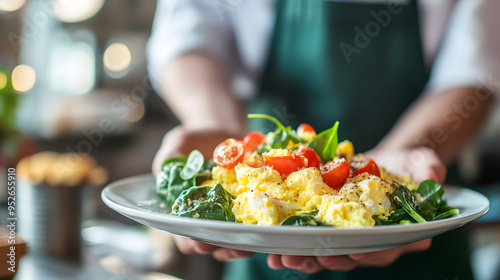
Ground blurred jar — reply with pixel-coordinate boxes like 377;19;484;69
17;152;107;262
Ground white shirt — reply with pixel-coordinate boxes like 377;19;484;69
147;0;500;98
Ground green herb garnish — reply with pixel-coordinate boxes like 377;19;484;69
248;114;306;152
308;121;339;162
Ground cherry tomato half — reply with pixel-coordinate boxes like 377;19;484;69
294;147;321;168
243;131;266;150
297;123;317;137
213;139;245;169
320;159;350;190
262;152;307;176
351;159;380;177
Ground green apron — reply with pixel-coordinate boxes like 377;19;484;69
224;0;473;279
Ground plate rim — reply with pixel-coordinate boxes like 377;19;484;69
102;174;490;236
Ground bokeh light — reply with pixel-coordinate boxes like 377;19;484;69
103;43;132;78
12;65;36;93
0;72;7;90
125;100;145;122
49;42;95;95
51;0;105;23
0;0;26;13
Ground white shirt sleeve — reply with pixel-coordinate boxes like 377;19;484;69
426;0;500;96
146;0;235;90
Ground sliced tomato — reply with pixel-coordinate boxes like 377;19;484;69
351;159;380;177
298;123;316;135
213;139;245;169
297;123;316;139
320;159;350;190
262;152;307;176
243;131;266;150
294;147;321;168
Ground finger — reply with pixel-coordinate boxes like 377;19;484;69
316;255;358;271
231;250;255;259
152;127;185;174
267;254;285;270
173;235;218;255
404;148;446;184
348;239;432;266
429;161;447;184
212;249;255;262
281;255;323;274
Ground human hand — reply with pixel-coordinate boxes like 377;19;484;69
267;147;444;273
366;146;447;184
152;126;254;262
173;235;255;262
267;239;432;273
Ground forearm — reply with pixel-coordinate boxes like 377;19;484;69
376;87;495;165
159;52;247;134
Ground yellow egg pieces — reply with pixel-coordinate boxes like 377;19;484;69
210;158;399;228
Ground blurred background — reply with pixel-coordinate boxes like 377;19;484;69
0;0;499;280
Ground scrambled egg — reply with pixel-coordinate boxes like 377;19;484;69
317;174;396;227
212;162;396;228
207;142;407;228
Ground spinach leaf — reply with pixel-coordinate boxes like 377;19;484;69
171;183;235;222
156;159;189;208
280;211;329;226
248;114;306;151
377;180;459;225
375;209;412;225
161;156;187;169
308;121;339;162
392;184;427;223
180;150;204;180
434;201;460;220
414;180;444;221
156;151;211;209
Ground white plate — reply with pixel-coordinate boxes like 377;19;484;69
102;174;489;256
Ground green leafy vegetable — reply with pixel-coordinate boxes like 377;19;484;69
156;151;212;208
308;122;339;162
376;180;459;225
375;209;412;225
392;184;427;223
248;114;306;151
171;183;235;221
414;180;444;221
180;150;205;180
280;211;329;226
434;201;460;220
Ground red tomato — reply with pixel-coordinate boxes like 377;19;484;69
352;159;380;177
294;147;321;168
243;131;266;150
297;123;317;137
213;139;245;169
320;159;350;190
262;153;307;176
